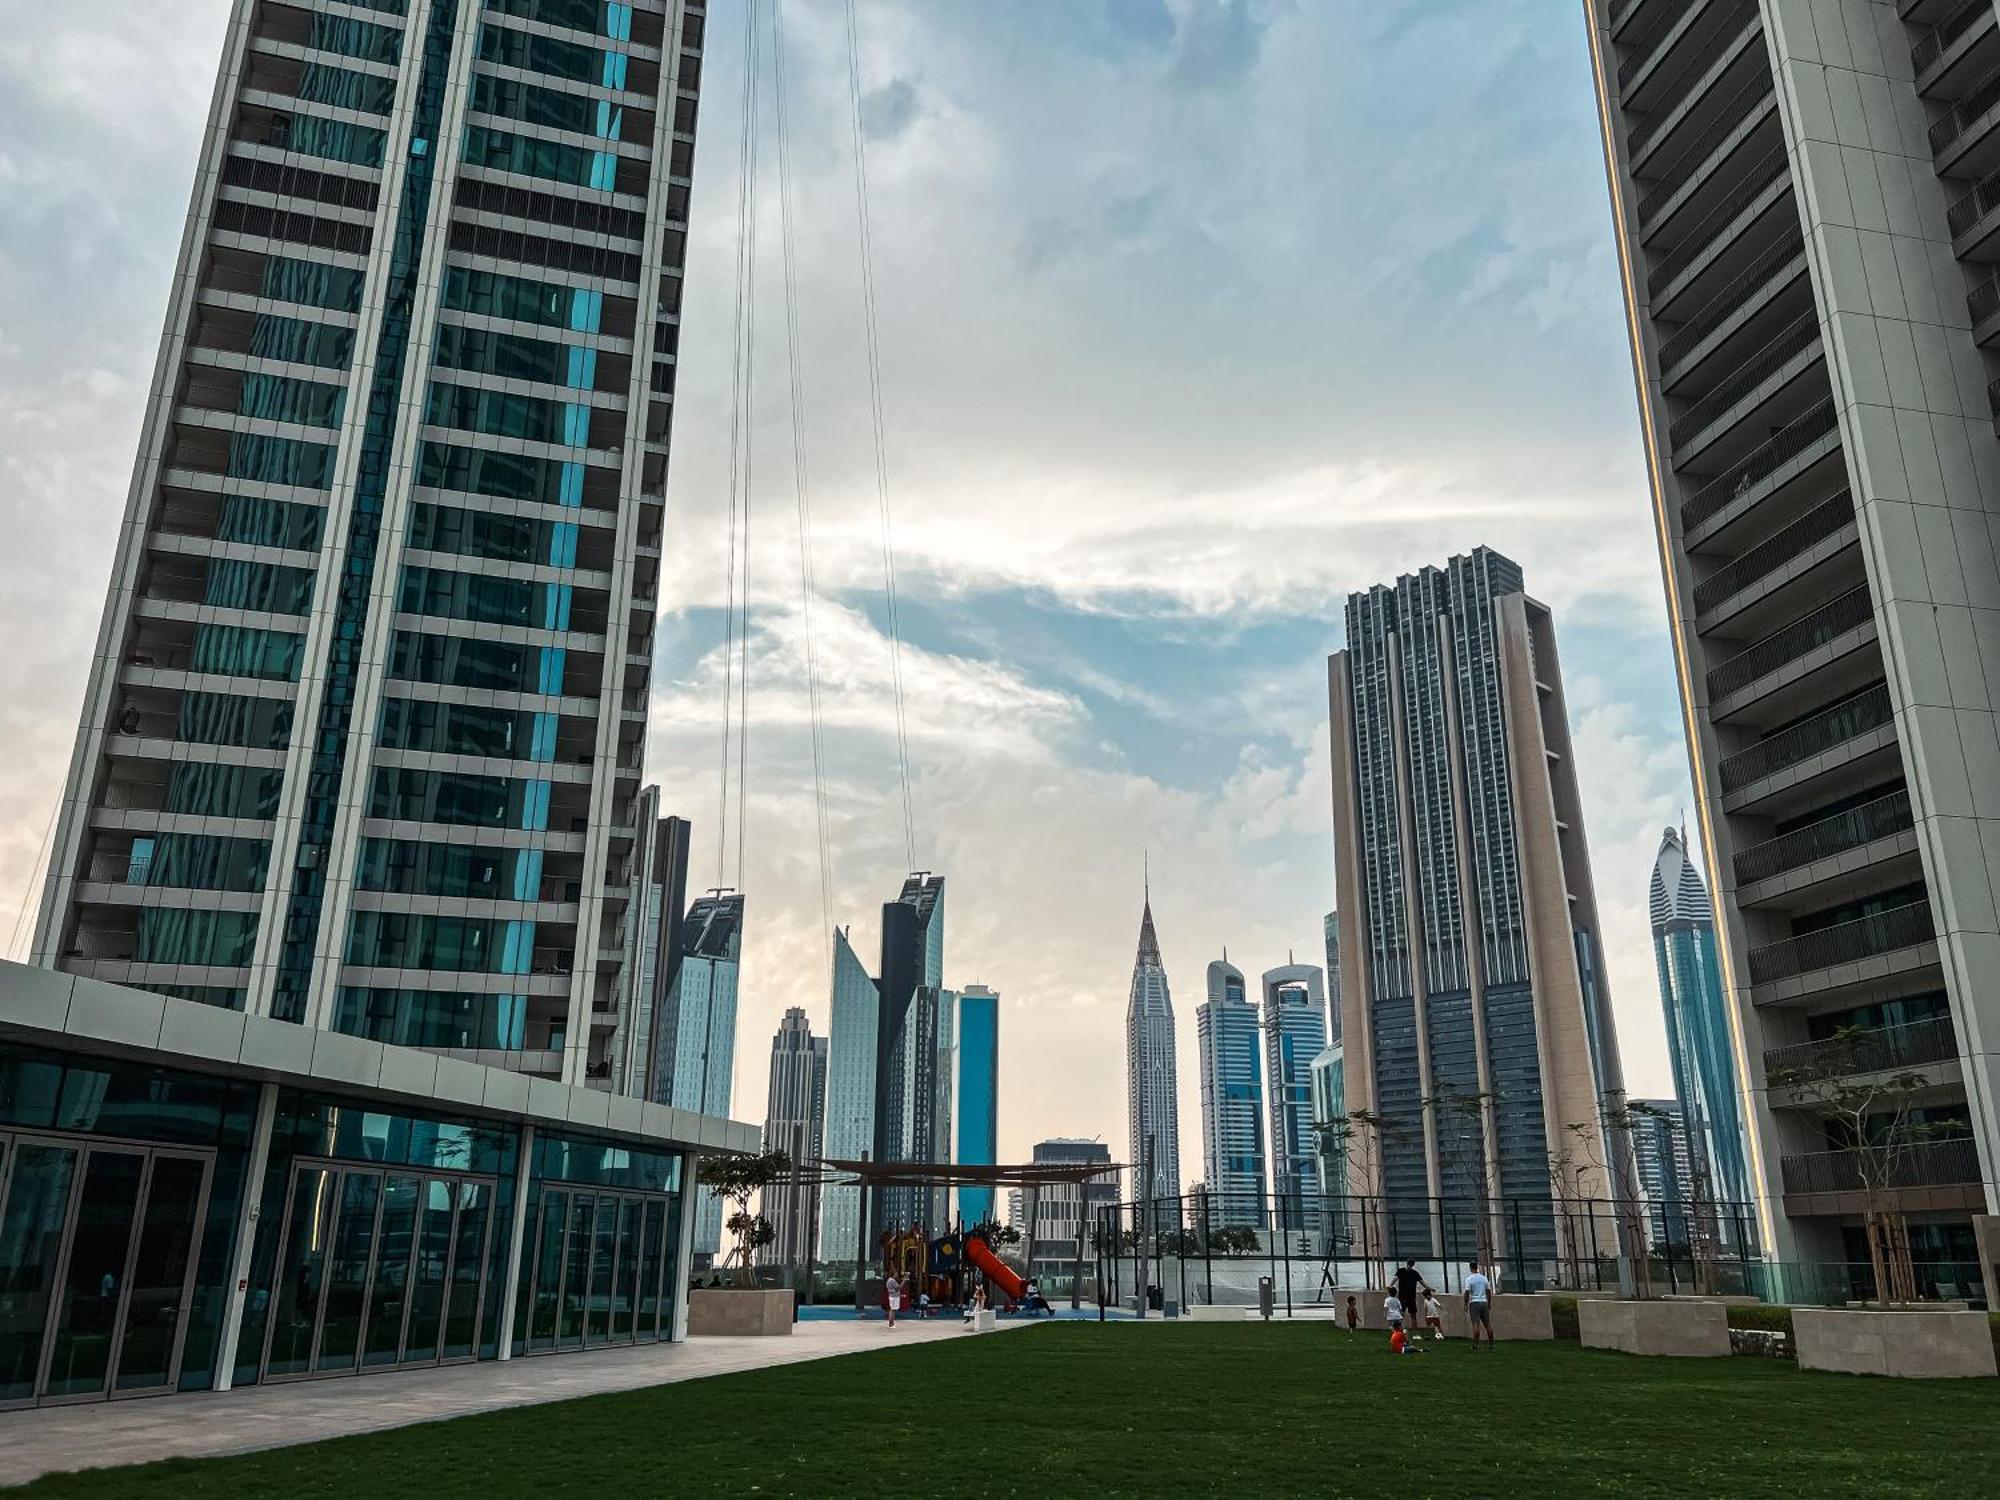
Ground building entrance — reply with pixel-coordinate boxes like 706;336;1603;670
259;1158;496;1381
0;1131;214;1408
520;1186;672;1352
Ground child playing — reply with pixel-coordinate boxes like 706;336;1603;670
1344;1294;1359;1333
1382;1289;1404;1334
1389;1326;1425;1355
1423;1292;1444;1341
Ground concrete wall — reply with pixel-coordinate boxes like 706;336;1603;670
685;1289;795;1337
1794;1307;1997;1377
1579;1298;1733;1356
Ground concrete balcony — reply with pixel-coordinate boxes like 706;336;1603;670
1717;682;1896;806
1691;490;1857;634
1658;235;1809;393
1627;2;1765;171
1679;395;1840;543
1733;788;1921;910
1636;77;1781;245
1747;898;1939;1006
1780;1137;1983;1219
1913;0;2000;98
1765;1016;1960;1085
1929;60;2000;177
1667;311;1825;467
1648;148;1793;313
1705;586;1878;724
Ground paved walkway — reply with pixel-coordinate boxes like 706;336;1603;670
0;1319;1032;1487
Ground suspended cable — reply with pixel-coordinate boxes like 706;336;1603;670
772;0;836;959
843;0;918;871
5;798;59;963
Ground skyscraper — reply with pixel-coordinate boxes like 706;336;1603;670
1631;1097;1695;1248
956;983;1000;1225
1025;1137;1121;1283
1323;910;1343;1043
657;890;742;1260
762;1007;828;1270
1262;963;1328;1231
1650;826;1754;1218
32;0;700;1098
1585;2;1998;1274
819;925;879;1264
1125;886;1182;1213
1309;1039;1348;1244
878;873;948;1230
1196;957;1265;1228
616;791;690;1097
1328;547;1635;1260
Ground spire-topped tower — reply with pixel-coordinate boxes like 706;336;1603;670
1125;878;1182;1217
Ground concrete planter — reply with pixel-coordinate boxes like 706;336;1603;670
1578;1298;1731;1357
686;1287;795;1337
1794;1307;1996;1379
1183;1304;1251;1322
1438;1293;1555;1341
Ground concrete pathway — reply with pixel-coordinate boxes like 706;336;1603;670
0;1319;1034;1488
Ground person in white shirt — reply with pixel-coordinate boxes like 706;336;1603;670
885;1274;902;1329
1463;1260;1495;1348
1382;1289;1404;1333
1422;1293;1445;1340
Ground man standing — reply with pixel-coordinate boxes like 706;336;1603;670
1393;1258;1430;1323
1463;1260;1495;1349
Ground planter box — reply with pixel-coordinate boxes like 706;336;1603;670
967;1309;998;1333
1183;1304;1252;1322
1438;1294;1555;1341
1794;1307;1996;1379
1579;1298;1730;1357
686;1287;795;1337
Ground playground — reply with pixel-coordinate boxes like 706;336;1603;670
11;1321;1996;1498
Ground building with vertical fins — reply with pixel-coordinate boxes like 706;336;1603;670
955;983;1000;1226
1632;1096;1695;1246
877;873;948;1231
1197;958;1265;1228
1328;547;1636;1261
818;925;879;1264
1261;963;1328;1231
762;1006;827;1271
1323;910;1342;1043
1584;0;1998;1280
616;789;690;1096
1650;825;1754;1221
1125;886;1182;1214
657;890;742;1260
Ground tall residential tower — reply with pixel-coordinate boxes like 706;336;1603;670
1196;958;1265;1227
1586;0;1998;1272
955;983;1000;1225
762;1006;828;1270
1125;887;1183;1212
1261;963;1328;1231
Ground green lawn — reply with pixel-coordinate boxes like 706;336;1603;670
14;1323;1999;1498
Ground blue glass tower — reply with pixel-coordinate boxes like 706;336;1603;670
1650;827;1753;1218
955;985;1000;1225
1197;959;1265;1228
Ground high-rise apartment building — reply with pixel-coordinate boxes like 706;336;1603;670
1650;825;1755;1216
1262;963;1328;1231
1586;0;1998;1273
33;0;699;1094
614;790;689;1096
818;925;878;1263
1328;547;1635;1260
762;1006;828;1270
878;873;949;1230
1024;1137;1120;1282
656;889;741;1259
956;983;1000;1225
1309;1040;1347;1243
1197;958;1265;1228
1125;888;1183;1212
1632;1097;1696;1246
1323;910;1343;1043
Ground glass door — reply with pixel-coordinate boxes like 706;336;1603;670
110;1152;210;1396
263;1165;335;1380
315;1172;381;1375
0;1141;78;1407
402;1178;457;1366
40;1148;145;1402
363;1174;419;1369
440;1180;490;1361
526;1189;567;1352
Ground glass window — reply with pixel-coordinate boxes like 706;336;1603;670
260;257;366;314
332;988;531;1050
216;495;326;551
203;558;316;615
367;767;552;829
130;833;272;893
377;698;559;760
304;12;403;66
225;433;337;490
344;911;537;975
191;623;305;681
175;691;294;749
134;909;261;968
237;372;346;429
165;762;284;820
247;313;358;371
355;838;543;900
294;60;399;116
417;441;589;507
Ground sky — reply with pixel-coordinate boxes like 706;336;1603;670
0;1;1699;1172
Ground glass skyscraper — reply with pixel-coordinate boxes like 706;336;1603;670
1261;963;1327;1232
1650;826;1753;1215
1197;958;1265;1228
955;984;1000;1225
818;925;878;1263
656;890;741;1259
32;0;703;1095
762;1007;828;1270
1125;888;1182;1213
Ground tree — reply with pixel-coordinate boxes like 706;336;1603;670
1315;1108;1403;1272
1208;1224;1261;1255
698;1148;792;1287
1424;1083;1501;1271
1767;1028;1944;1305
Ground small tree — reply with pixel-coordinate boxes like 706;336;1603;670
1768;1028;1941;1305
1424;1083;1501;1272
1319;1108;1404;1275
698;1148;792;1287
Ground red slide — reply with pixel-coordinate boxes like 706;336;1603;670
964;1233;1028;1302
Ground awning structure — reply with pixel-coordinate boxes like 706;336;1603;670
815;1158;1123;1187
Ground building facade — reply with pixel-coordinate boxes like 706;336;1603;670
761;1007;827;1271
955;983;1000;1226
818;925;878;1264
1024;1137;1121;1286
1309;1040;1348;1246
33;0;704;1101
1650;825;1755;1218
1196;958;1265;1228
1631;1096;1697;1247
1125;890;1182;1214
614;791;689;1097
1328;548;1636;1261
1585;0;1999;1276
1261;963;1328;1231
653;891;740;1259
1323;911;1342;1043
877;874;948;1232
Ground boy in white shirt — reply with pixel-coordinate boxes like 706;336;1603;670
1382;1289;1404;1334
1422;1292;1445;1340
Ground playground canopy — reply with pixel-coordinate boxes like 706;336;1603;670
814;1158;1126;1188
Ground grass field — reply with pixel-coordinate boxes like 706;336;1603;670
12;1322;1999;1498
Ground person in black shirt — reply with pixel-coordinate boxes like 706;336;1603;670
1393;1259;1431;1320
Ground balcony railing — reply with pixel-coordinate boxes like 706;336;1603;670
1668;310;1821;452
1658;235;1806;376
1707;586;1873;701
1734;787;1913;885
1610;0;1646;34
1716;682;1893;794
1969;268;2000;330
1649;147;1788;300
1765;1015;1959;1080
1680;397;1838;533
1747;898;1934;985
1913;0;1992;79
1928;60;2000;157
1638;74;1777;229
1629;2;1761;159
1946;164;2000;239
1692;490;1853;615
1780;1136;1979;1195
1617;0;1695;88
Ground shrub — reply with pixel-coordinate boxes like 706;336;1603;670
1726;1303;1794;1335
1549;1296;1579;1341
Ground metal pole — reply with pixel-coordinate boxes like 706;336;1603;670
1282;1188;1294;1316
852;1151;871;1315
1203;1194;1214;1307
1177;1195;1187;1313
495;1122;537;1360
213;1081;279;1391
669;1145;701;1342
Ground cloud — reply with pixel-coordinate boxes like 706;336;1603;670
861;78;920;142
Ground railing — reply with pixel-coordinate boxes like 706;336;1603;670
1928;59;2000;156
1716;682;1894;794
1658;235;1806;375
1970;268;2000;330
1765;1015;1959;1079
1913;0;1992;79
1946;163;2000;238
1747;898;1933;984
1692;490;1853;615
1680;397;1839;533
1617;0;1694;88
1706;585;1873;701
1734;787;1913;884
1628;2;1761;158
1668;310;1821;452
1988;375;2000;421
1779;1136;1979;1195
1637;74;1777;228
1648;148;1788;299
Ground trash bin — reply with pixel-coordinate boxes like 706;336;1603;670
1146;1284;1164;1311
1258;1276;1275;1321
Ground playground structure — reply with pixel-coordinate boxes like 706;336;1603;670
873;1221;1046;1315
